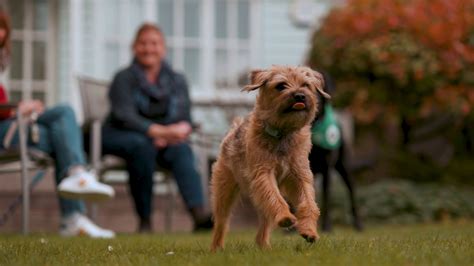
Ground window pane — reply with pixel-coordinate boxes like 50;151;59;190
129;0;144;37
237;0;250;39
9;90;22;103
215;49;228;88
184;48;200;86
33;0;48;31
32;91;45;102
184;0;200;38
104;0;119;36
33;41;46;80
105;42;120;78
215;0;227;38
11;40;23;80
9;0;24;30
166;46;174;64
158;0;174;36
237;49;250;86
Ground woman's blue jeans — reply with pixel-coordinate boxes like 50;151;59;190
102;126;205;221
0;105;86;218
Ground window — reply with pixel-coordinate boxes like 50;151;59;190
157;0;202;88
94;0;258;93
3;0;55;104
214;0;251;89
100;0;146;78
158;0;254;90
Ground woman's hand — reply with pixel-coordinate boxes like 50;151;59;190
18;100;44;116
168;121;192;141
153;138;168;149
147;121;193;147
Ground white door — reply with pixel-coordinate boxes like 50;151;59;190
3;0;57;105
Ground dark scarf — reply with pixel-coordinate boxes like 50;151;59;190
130;59;180;124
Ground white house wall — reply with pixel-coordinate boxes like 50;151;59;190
56;0;71;103
55;0;333;124
260;0;314;68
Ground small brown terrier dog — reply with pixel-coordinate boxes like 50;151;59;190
210;65;329;251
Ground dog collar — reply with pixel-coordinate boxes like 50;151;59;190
264;124;283;139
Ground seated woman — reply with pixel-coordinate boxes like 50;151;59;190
103;23;212;233
0;11;115;238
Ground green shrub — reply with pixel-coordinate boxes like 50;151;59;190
308;0;474;181
308;0;474;124
321;178;474;225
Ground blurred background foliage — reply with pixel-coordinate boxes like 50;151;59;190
308;0;474;184
309;0;474;124
320;178;474;225
307;0;474;224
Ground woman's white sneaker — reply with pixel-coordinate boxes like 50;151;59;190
58;171;114;201
60;213;115;238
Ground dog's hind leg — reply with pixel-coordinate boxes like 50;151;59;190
334;148;363;231
210;163;239;252
256;214;273;249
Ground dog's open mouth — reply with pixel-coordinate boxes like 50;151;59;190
292;102;306;110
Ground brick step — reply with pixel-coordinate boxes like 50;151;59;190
0;184;258;234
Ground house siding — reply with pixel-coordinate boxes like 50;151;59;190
56;0;71;103
54;0;333;122
260;0;314;68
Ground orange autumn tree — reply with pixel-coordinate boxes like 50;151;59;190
308;0;474;129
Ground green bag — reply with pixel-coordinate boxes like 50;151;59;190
311;104;342;150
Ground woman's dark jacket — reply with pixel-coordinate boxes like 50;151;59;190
106;60;192;134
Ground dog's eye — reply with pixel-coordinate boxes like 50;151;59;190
275;83;286;91
302;82;310;88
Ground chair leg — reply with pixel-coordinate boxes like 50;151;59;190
18;114;30;235
164;175;174;232
89;203;99;221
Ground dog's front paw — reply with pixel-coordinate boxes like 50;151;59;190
210;245;223;253
299;228;319;244
277;214;297;228
301;232;319;243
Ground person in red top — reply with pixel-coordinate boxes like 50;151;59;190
0;10;115;238
0;84;12;119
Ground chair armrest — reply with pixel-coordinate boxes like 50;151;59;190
191;123;202;134
0;103;17;120
0;103;18;109
191;122;201;131
0;103;28;152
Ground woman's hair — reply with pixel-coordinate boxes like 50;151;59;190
0;10;10;52
132;23;163;47
0;10;11;71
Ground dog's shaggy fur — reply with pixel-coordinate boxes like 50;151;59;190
210;66;329;251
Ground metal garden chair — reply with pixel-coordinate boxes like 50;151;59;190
77;76;176;232
0;103;52;234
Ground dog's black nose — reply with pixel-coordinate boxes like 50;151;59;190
294;93;306;102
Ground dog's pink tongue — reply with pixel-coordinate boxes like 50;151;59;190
292;102;306;110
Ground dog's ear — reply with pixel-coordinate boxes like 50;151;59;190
242;69;272;92
305;68;330;99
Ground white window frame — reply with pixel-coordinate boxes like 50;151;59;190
3;0;57;105
90;0;260;99
100;0;146;78
217;0;258;90
159;0;260;97
155;0;203;89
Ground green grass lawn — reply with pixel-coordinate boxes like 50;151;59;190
1;222;473;266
